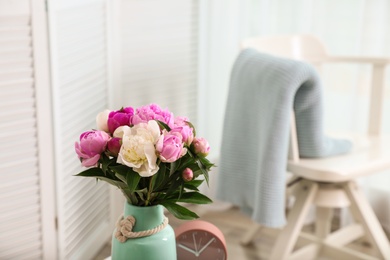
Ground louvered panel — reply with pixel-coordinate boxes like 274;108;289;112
0;109;35;124
66;202;108;254
0;218;40;243
0;217;41;238
0;39;31;50
0;69;33;81
1;120;36;133
124;63;197;80
0;216;41;238
2;151;36;165
65;190;108;233
49;1;111;259
0;49;32;59
60;72;105;96
0;1;43;258
0;59;32;70
61;95;107;139
121;0;199;124
2;242;42;260
0;117;35;134
3;138;36;153
58;22;105;49
2;244;42;260
63;183;101;213
0;97;35;110
60;81;106;111
0;160;37;177
0;186;40;206
0;98;35;114
0;78;33;87
124;71;197;85
1;207;41;228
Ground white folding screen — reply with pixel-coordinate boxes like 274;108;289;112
47;0;112;259
0;0;56;259
0;0;202;258
118;0;199;124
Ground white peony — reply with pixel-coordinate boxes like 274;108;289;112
117;120;161;177
96;109;111;132
113;125;129;138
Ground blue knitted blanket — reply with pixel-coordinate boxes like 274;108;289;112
216;49;352;227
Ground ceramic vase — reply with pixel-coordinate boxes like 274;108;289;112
111;203;176;260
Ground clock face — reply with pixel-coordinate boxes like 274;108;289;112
176;230;226;260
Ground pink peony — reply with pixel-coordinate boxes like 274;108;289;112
174;116;189;127
182;168;193;182
192;137;210;156
132;104;174;128
75;130;110;167
156;132;186;163
107;107;134;134
170;125;194;145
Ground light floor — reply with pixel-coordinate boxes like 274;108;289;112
93;205;379;260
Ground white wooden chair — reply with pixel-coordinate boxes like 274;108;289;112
240;34;390;260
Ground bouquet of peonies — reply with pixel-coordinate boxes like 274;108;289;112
74;104;214;219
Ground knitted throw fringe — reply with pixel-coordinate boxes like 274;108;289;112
115;215;169;243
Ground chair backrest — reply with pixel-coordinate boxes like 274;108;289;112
241;34;388;161
241;34;328;62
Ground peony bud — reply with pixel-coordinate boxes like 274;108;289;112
192;137;210;156
107;137;121;156
182;168;193;182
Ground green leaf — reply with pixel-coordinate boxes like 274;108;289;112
177;156;196;172
75;167;105;177
126;170;141;193
202;168;210;186
151;163;166;190
115;173;127;184
176;192;213;204
136;189;146;203
74;167;126;189
110;165;130;176
165;175;182;197
169;158;182;175
128;192;139;205
186;121;196;137
160;201;199;220
198;156;215;170
187;179;204;188
156;120;171;131
183;183;199;191
178;183;184;200
100;153;111;173
197;160;210;186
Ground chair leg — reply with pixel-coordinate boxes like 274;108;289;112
269;181;319;260
344;181;390;259
315;207;333;239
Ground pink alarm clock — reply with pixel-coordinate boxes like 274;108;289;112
175;220;227;260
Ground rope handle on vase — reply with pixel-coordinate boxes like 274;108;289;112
115;214;169;243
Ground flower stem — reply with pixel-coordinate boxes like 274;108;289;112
145;175;154;206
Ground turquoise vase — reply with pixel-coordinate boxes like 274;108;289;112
111;203;177;260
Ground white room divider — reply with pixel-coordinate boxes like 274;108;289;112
47;0;112;259
0;0;203;258
0;0;56;259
